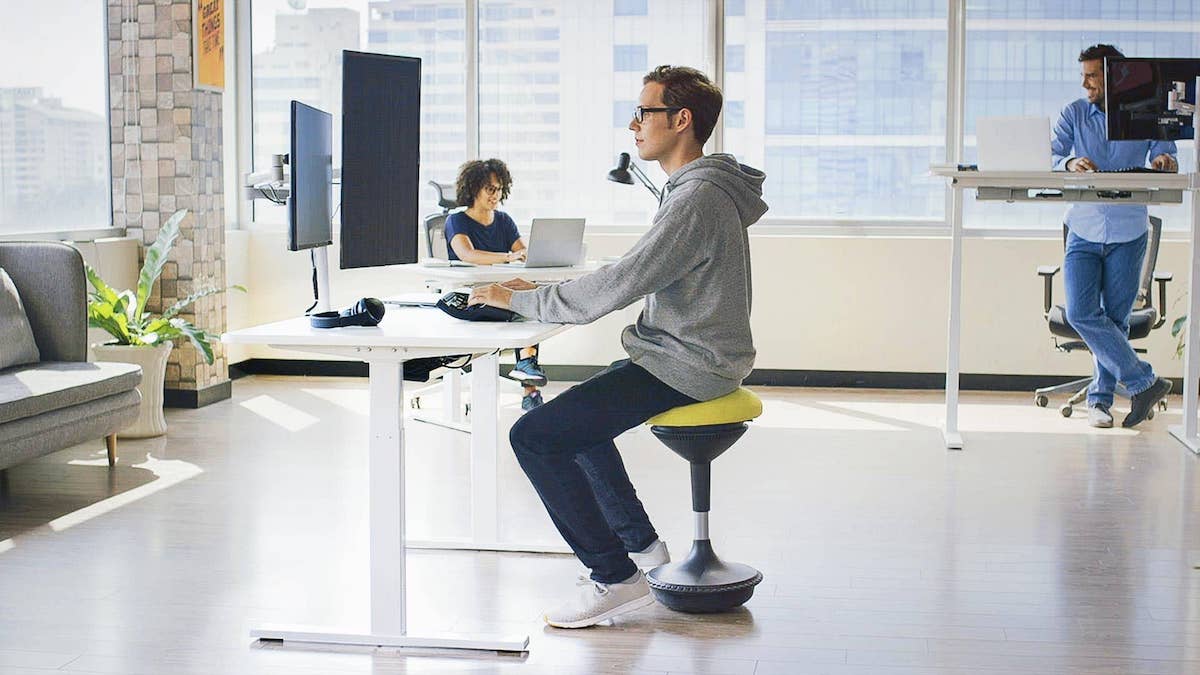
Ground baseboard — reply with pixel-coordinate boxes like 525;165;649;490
164;380;232;409
229;358;1176;394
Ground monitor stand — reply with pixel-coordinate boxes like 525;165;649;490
313;244;332;314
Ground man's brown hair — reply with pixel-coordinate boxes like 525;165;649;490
642;65;723;145
455;158;512;207
1078;44;1124;62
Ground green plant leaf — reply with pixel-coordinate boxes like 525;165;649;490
1172;315;1188;337
134;209;186;324
169;318;215;365
161;284;244;321
84;264;119;306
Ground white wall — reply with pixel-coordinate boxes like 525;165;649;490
225;229;1192;379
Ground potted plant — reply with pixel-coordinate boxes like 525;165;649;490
86;209;244;437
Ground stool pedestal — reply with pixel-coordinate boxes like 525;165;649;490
646;422;763;613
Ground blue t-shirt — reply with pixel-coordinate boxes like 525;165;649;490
444;211;521;261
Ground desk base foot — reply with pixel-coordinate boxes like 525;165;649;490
250;624;529;653
407;538;572;554
410;413;471;434
1168;425;1200;455
942;427;963;450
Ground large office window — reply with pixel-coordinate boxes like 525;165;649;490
963;1;1200;230
0;1;111;235
478;1;711;227
723;1;948;222
250;0;466;223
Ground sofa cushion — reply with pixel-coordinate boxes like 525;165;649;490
0;361;142;425
0;267;40;370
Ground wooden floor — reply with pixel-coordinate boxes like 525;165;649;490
1;375;1198;674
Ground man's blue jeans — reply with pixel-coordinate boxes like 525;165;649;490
509;359;697;583
1063;230;1156;407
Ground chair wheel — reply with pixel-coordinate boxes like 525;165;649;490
411;397;421;409
1060;405;1073;418
1035;395;1049;407
1158;400;1168;412
1147;408;1155;420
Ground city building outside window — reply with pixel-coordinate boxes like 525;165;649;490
0;2;111;236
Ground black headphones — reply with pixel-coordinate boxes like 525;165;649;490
310;297;386;329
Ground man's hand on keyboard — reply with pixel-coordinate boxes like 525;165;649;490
468;283;513;309
1151;154;1178;172
1067;157;1096;172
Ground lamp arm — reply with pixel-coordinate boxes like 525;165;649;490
628;162;662;201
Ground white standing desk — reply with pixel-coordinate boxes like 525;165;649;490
222;307;570;652
930;167;1200;452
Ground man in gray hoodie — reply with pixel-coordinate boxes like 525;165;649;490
469;65;767;628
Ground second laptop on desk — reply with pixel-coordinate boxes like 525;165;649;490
502;218;586;268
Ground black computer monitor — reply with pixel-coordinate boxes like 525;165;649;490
287;101;333;251
1105;57;1200;142
340;51;422;269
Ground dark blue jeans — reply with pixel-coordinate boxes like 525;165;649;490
1063;231;1156;407
509;359;697;583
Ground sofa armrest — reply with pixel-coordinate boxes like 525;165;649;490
0;242;88;362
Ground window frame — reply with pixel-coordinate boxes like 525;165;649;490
236;0;1196;239
1;2;119;241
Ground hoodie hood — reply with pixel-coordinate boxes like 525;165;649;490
663;153;768;228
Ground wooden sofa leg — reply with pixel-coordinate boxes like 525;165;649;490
105;434;117;467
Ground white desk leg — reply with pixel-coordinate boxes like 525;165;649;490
1170;177;1200;455
250;359;529;652
444;368;463;423
943;186;965;450
470;352;501;547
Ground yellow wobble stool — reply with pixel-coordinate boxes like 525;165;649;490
644;387;764;612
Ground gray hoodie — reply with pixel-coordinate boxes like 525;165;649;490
508;153;768;401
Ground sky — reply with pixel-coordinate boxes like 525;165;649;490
0;1;110;114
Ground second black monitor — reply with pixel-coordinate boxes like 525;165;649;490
340;51;422;269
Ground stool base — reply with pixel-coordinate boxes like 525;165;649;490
646;539;763;613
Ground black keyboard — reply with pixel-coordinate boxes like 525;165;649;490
1097;167;1169;174
436;291;518;322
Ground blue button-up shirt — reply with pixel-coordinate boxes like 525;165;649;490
1051;98;1177;244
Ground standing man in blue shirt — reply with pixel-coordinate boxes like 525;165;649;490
1052;44;1178;428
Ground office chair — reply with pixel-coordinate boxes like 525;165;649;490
1034;216;1173;417
423;180;457;260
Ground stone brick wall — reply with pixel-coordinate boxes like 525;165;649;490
108;0;228;400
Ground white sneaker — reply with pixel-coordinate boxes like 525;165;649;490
576;539;670;582
544;571;655;629
1088;404;1114;428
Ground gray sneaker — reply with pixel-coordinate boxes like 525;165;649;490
545;570;655;629
576;539;670;582
1088;403;1113;428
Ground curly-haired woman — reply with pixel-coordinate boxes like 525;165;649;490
445;158;546;410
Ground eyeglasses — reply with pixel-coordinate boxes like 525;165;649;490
482;184;503;196
632;106;682;123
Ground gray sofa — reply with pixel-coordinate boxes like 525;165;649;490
0;242;142;470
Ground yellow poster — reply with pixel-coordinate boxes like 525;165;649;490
193;0;224;91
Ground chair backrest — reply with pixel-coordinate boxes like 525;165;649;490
1061;215;1163;310
424;213;449;260
422;181;459;260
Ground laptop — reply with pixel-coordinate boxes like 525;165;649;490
976;116;1051;171
504;218;586;268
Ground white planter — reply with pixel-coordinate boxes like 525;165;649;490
91;342;173;438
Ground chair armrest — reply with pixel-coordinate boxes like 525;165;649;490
1037;265;1060;314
